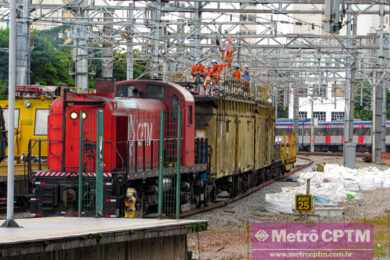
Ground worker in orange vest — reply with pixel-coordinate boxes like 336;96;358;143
207;60;228;83
191;63;207;83
232;63;241;80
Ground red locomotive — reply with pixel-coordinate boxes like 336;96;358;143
30;80;287;217
47;80;194;173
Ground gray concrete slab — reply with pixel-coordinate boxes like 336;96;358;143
0;217;206;244
0;217;207;259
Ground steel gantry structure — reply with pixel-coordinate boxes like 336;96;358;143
1;0;390;165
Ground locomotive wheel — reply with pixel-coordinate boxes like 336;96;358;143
209;182;217;203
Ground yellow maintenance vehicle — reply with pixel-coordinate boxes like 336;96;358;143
0;85;59;204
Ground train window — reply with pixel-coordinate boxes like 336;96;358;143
331;112;344;121
313;112;326;121
188;105;193;125
145;85;164;99
116;86;140;97
2;108;19;129
35;109;49;136
298;112;307;120
354;128;369;136
334;128;343;136
315;128;325;136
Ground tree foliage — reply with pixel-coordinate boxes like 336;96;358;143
0;27;146;93
0;29;8;81
30;30;74;86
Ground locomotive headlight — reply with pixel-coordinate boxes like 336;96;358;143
70;112;78;120
81;112;87;119
24;100;32;108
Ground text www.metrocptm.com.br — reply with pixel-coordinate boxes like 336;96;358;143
267;250;359;258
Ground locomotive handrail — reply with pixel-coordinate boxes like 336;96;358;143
26;138;48;192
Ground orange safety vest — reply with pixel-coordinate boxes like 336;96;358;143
208;64;227;81
223;48;233;65
232;69;241;80
192;64;207;75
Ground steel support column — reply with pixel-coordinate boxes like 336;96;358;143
1;0;19;228
126;2;134;80
74;6;88;91
16;0;31;85
151;0;161;79
192;1;202;62
102;11;113;80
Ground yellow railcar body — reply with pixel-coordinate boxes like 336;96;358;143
0;98;51;178
279;133;297;171
195;97;275;178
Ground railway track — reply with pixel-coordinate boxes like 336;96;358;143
299;151;368;157
1;158;313;218
182;156;313;217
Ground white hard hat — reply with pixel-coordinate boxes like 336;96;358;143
244;64;249;68
233;63;240;68
211;60;218;64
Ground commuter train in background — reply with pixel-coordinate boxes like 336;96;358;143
276;118;389;152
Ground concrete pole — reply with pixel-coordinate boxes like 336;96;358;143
101;11;113;80
379;4;386;154
126;2;134;80
16;0;31;85
343;4;355;167
372;77;383;163
1;0;19;228
74;8;88;91
372;3;385;162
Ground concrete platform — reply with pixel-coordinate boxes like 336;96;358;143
0;217;207;260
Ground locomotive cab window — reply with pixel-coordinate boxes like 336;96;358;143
144;85;164;99
35;109;49;136
116;86;141;98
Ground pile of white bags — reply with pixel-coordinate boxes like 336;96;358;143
264;164;390;214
